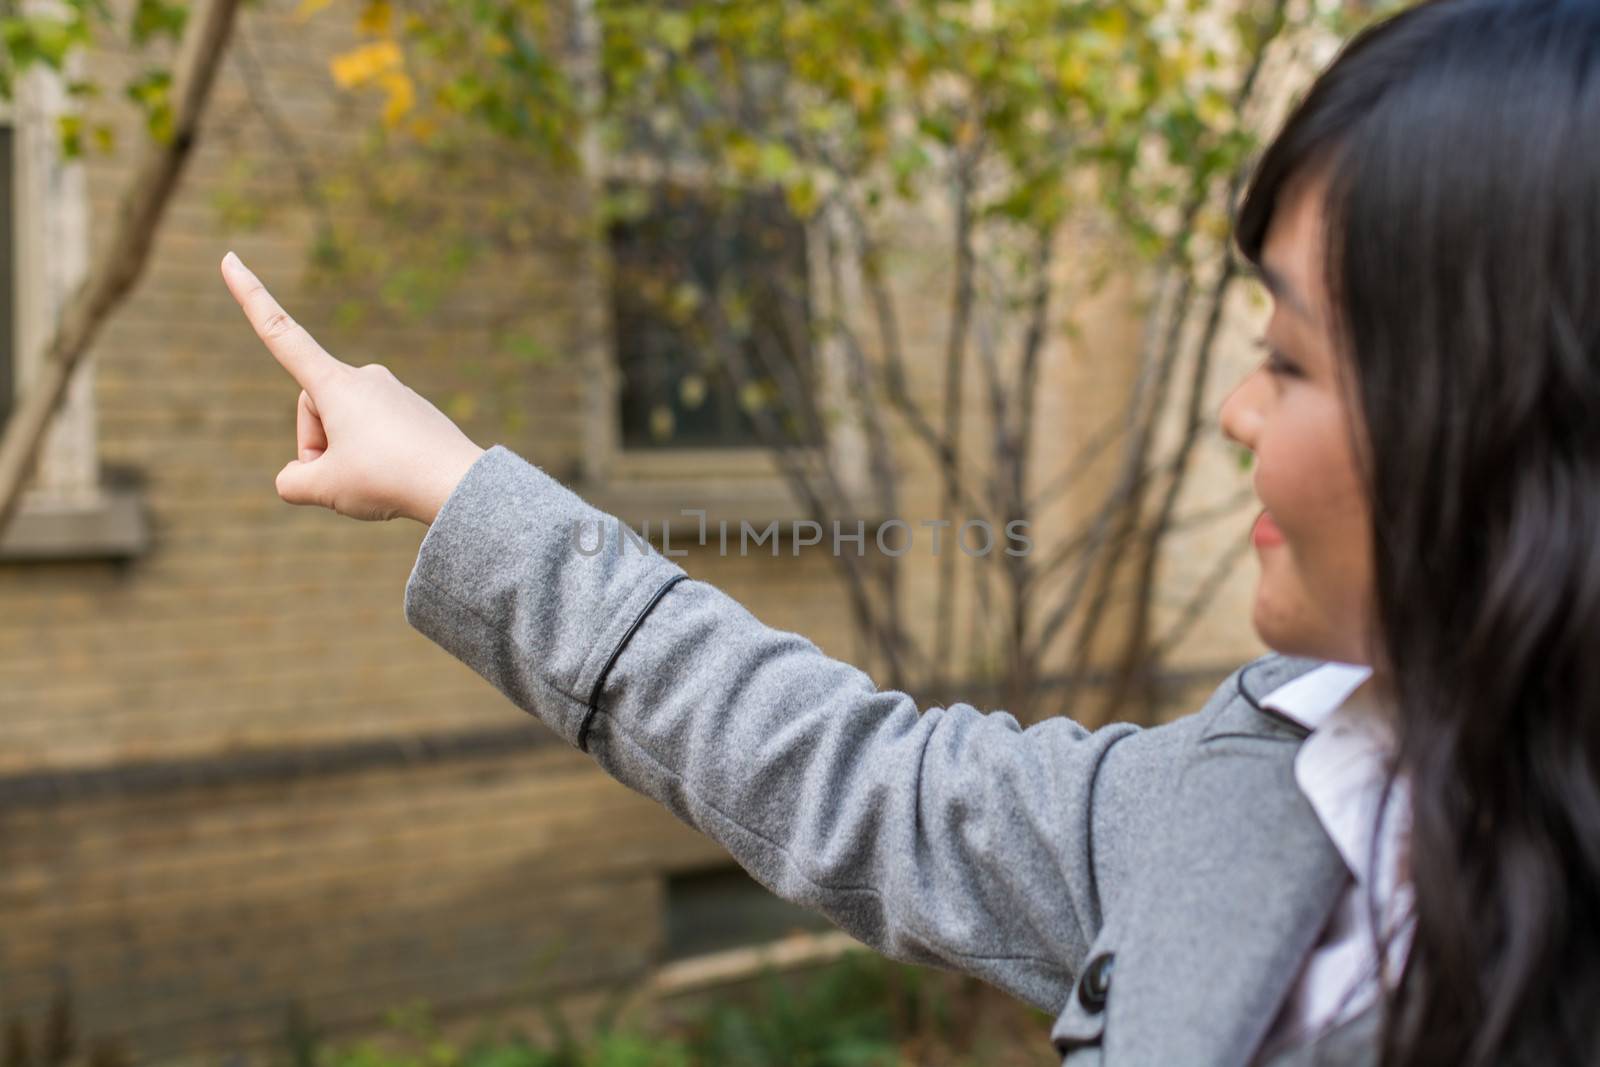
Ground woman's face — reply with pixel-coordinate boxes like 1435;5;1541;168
1219;170;1377;667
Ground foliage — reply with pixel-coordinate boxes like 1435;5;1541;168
287;954;1052;1067
0;0;196;151
319;0;1293;256
0;984;131;1067
301;0;1387;283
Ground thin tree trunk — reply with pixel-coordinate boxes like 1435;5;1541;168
931;163;977;694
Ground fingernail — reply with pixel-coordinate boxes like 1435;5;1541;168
222;250;242;273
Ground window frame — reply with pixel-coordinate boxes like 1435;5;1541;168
567;0;873;524
648;861;863;997
0;65;146;561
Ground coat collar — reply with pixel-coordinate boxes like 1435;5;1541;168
1239;653;1331;726
1105;653;1351;1065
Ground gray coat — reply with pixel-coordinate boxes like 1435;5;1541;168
402;445;1382;1066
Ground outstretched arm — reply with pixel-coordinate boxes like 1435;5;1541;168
222;253;1144;1012
405;444;1143;1009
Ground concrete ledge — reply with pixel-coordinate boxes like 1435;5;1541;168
0;484;149;561
647;930;864;998
0;722;560;808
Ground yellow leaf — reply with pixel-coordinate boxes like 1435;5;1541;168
379;71;415;126
738;381;768;413
486;34;512;56
358;0;391;35
1058;54;1088;93
293;0;334;22
330;40;402;88
1089;7;1128;41
678;374;707;410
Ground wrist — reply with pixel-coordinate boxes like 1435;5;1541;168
418;442;487;526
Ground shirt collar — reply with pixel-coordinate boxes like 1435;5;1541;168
1258;661;1405;888
1258;660;1374;732
1253;662;1415;1044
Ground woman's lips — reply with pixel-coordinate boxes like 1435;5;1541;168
1252;508;1286;548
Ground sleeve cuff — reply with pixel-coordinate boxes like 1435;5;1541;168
402;444;688;747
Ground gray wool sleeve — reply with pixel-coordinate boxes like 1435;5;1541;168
403;444;1149;1012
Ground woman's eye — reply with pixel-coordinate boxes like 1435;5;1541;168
1253;337;1302;379
1267;353;1301;378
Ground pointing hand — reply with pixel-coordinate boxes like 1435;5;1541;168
221;252;485;525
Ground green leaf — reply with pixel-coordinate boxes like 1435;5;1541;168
56;113;83;158
130;0;187;45
757;140;795;180
124;68;174;142
504;333;556;365
654;11;692;52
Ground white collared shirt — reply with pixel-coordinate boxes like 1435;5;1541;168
1251;662;1415;1064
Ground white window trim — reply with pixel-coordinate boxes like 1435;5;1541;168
0;65;146;560
13;65;95;503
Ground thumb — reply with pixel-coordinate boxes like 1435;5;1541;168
275;456;330;508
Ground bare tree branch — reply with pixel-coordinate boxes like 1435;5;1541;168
1098;0;1293;716
931;156;977;691
1149;499;1256;663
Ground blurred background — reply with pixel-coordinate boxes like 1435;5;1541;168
0;0;1386;1062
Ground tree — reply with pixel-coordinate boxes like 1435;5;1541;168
289;0;1380;722
0;0;244;532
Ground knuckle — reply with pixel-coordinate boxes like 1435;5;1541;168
261;310;299;341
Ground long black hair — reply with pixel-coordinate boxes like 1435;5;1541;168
1235;0;1600;1063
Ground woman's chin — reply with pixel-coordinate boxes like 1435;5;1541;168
1249;582;1317;659
1251;607;1353;663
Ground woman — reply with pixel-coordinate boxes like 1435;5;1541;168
219;0;1600;1061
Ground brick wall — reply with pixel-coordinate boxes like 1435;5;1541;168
0;1;1269;1060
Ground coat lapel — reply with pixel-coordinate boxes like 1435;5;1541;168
1105;655;1351;1065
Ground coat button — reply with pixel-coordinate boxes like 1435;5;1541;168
1077;951;1114;1013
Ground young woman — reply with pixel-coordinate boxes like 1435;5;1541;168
219;0;1600;1061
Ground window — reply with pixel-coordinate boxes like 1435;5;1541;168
607;178;817;451
568;0;875;524
662;864;835;963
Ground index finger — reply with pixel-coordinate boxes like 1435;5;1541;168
221;252;348;391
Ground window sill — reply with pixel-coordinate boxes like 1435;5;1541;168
580;478;889;530
581;478;801;528
581;447;884;529
606;445;805;483
0;484;148;562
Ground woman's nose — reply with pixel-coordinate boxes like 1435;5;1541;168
1218;370;1264;452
